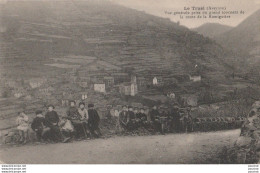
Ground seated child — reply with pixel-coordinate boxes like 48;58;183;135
16;111;30;144
31;110;50;142
59;115;75;141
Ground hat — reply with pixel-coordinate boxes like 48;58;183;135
88;103;94;108
35;110;43;115
249;109;257;117
79;102;85;106
122;105;127;108
47;104;55;109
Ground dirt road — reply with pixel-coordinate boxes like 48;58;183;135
0;129;240;164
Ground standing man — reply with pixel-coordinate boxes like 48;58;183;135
133;107;139;116
136;108;147;128
88;103;101;138
45;105;63;142
186;106;193;132
119;105;129;132
105;105;113;120
127;106;136;131
114;107;121;133
149;105;161;133
171;104;181;133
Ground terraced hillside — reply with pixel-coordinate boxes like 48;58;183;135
0;0;235;81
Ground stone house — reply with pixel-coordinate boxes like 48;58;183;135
152;77;163;85
189;75;201;82
94;83;106;93
119;82;138;96
29;78;47;89
136;76;147;90
39;86;55;97
104;76;114;87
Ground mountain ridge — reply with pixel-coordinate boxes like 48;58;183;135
214;9;260;59
193;23;233;38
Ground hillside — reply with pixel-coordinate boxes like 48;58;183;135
214;9;260;62
0;0;235;81
193;23;233;38
0;0;256;132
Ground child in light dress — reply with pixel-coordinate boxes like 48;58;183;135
16;111;30;144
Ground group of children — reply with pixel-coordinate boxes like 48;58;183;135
16;101;101;143
116;104;193;134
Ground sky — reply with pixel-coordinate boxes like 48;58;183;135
109;0;260;28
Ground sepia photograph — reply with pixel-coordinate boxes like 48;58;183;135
0;0;259;166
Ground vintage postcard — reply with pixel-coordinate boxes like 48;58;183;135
0;0;259;166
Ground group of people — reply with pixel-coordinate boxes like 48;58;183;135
15;101;193;143
16;101;101;143
116;104;193;134
15;101;245;144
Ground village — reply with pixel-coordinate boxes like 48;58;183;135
0;57;207;133
0;65;201;108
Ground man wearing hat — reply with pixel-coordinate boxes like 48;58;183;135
127;106;136;131
170;104;181;133
45;104;63;142
149;105;161;133
88;103;101;138
136;108;147;128
119;105;129;132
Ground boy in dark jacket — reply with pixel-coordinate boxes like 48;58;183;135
31;110;50;142
88;104;101;138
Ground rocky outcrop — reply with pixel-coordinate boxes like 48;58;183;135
226;101;260;164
